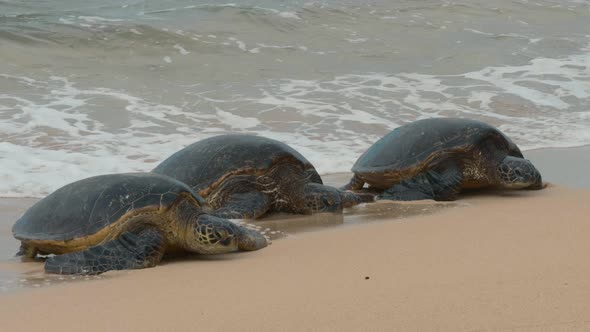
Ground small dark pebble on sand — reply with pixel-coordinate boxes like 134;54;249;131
365;276;370;280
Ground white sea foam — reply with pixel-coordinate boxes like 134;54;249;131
345;38;368;43
276;11;300;20
77;16;124;23
215;109;261;129
173;44;190;55
58;17;75;25
228;37;247;52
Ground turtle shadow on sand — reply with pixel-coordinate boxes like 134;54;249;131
158;250;261;266
1;247;263;292
0;259;110;293
458;182;551;199
234;199;458;237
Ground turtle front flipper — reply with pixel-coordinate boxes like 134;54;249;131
44;228;165;275
379;165;463;201
212;191;272;219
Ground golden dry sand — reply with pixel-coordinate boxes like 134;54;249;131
0;185;589;331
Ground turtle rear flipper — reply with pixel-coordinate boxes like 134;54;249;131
16;242;38;258
379;165;463;201
212;191;272;219
44;228;165;275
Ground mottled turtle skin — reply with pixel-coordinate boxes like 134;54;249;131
12;173;267;275
153;135;373;219
343;118;543;201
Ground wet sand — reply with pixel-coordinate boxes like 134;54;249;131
525;146;590;189
0;146;589;331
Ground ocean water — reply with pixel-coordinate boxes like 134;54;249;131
1;0;589;197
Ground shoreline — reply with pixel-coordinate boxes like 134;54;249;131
1;144;589;199
524;144;590;152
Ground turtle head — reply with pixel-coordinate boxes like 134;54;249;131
191;214;267;253
189;215;240;254
497;156;543;190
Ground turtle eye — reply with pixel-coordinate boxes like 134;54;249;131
321;197;331;207
514;169;523;177
214;229;227;240
220;236;233;246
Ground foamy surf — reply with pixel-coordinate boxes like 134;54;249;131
1;44;589;197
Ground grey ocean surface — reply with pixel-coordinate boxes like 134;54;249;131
1;0;589;197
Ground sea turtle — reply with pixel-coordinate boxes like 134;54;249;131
152;134;373;219
343;118;543;201
12;173;267;275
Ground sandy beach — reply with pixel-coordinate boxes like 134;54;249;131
0;146;589;331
